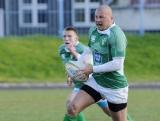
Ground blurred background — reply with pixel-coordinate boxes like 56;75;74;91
0;0;159;84
0;0;160;83
0;0;160;37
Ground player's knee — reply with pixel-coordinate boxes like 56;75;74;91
67;103;79;116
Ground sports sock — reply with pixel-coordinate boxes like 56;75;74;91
77;112;86;121
63;114;77;121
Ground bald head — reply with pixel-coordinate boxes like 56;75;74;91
96;5;112;17
95;5;113;30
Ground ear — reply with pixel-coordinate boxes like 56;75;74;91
76;35;79;41
111;16;114;22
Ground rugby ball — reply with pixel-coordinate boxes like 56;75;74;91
65;61;89;82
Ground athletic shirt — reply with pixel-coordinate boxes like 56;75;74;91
58;42;86;88
88;25;128;89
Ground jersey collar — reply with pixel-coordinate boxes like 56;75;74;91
75;41;79;46
97;23;116;36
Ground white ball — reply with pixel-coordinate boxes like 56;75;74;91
65;61;88;82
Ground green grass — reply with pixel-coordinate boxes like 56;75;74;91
126;34;160;82
0;34;160;83
0;35;65;82
0;89;159;121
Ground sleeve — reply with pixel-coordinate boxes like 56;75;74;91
110;30;127;58
88;26;96;47
58;46;66;64
93;57;124;73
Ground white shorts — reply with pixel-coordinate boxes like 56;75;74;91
84;76;128;104
72;87;108;108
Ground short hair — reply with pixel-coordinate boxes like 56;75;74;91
64;26;78;35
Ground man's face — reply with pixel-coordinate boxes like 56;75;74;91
95;9;113;30
63;30;78;46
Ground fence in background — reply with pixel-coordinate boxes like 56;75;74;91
0;0;160;37
0;9;4;37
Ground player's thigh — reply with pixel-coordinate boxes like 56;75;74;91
67;88;79;102
66;88;80;108
71;90;95;112
110;106;127;121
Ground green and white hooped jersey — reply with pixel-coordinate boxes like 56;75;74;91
88;25;128;89
58;42;86;88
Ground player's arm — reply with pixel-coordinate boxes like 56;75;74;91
93;57;124;73
66;74;73;87
79;57;124;76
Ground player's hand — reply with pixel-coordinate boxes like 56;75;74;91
67;76;73;87
79;64;93;76
66;43;80;59
66;43;76;53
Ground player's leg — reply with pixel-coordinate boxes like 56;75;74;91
67;89;95;117
96;98;110;116
72;88;86;121
96;99;134;121
84;76;129;121
108;101;127;121
66;76;104;118
63;88;86;121
66;82;103;119
101;86;129;121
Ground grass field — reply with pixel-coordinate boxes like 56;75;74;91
0;89;159;121
0;34;160;83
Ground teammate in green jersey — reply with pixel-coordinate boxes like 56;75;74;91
58;26;110;121
65;5;133;121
